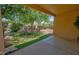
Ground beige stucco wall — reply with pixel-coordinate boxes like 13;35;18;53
53;10;79;41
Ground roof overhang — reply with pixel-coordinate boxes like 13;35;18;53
24;4;79;16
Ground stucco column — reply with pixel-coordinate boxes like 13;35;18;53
0;8;5;55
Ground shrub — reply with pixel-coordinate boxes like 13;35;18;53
74;16;79;29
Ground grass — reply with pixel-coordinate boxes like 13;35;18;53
15;34;51;49
11;32;43;46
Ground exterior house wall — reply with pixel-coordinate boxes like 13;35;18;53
53;10;79;41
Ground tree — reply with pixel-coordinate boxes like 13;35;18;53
1;4;50;33
1;4;27;32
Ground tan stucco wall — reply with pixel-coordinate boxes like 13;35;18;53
53;10;79;41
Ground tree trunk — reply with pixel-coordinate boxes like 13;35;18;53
0;9;5;55
31;22;34;32
37;25;40;32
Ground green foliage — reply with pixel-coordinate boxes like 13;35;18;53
1;5;51;48
11;21;23;32
1;4;50;32
74;16;79;29
15;34;51;49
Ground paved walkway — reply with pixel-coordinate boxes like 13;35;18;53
10;36;79;55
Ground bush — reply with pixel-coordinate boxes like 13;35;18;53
74;16;79;29
11;22;23;32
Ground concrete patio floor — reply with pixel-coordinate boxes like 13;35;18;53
9;36;79;55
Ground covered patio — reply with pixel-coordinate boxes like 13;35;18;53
7;36;79;55
0;4;79;55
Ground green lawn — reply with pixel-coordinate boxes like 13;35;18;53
15;34;51;49
6;31;51;49
11;32;43;46
12;33;43;46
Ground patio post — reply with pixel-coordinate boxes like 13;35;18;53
0;8;5;55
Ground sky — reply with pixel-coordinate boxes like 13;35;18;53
49;16;54;22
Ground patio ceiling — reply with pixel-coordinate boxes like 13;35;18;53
25;4;79;16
